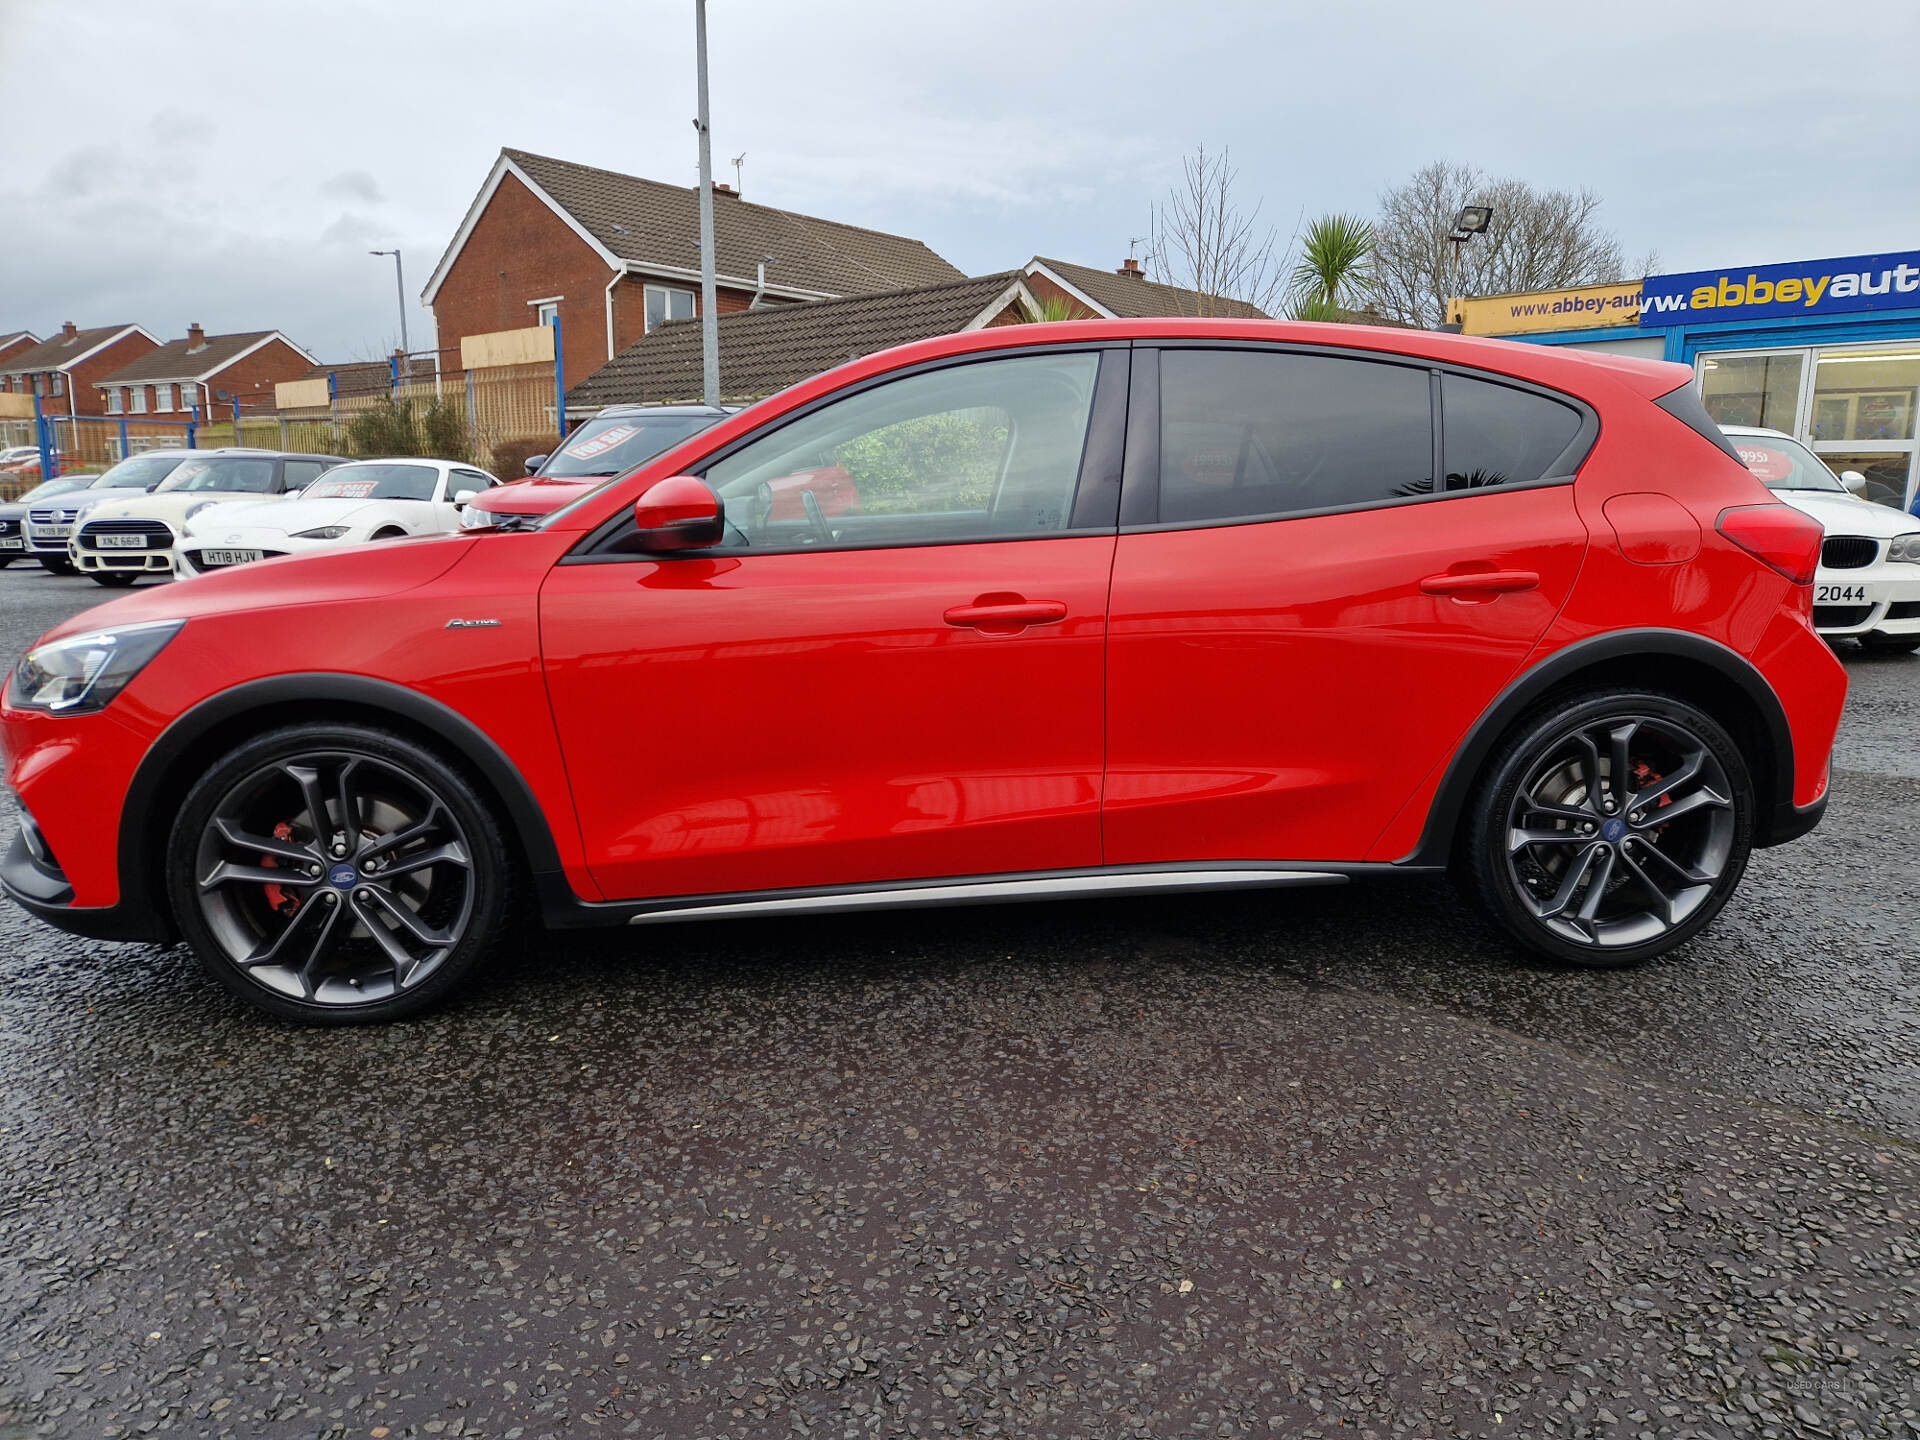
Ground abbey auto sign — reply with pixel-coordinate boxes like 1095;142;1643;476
1639;249;1920;326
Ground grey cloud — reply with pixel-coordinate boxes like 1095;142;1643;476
150;109;214;146
42;148;129;199
321;170;385;205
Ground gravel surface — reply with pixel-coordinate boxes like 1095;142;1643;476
1;564;1916;1438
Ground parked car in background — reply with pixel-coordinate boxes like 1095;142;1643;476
71;450;346;586
0;320;1845;1023
0;476;91;567
460;404;731;531
1722;425;1920;653
177;459;500;575
0;446;43;472
25;450;200;574
1;448;73;484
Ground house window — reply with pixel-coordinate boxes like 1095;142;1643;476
130;386;147;414
156;383;174;412
108;387;123;413
180;383;197;413
536;301;559;327
52;374;64;396
644;284;696;332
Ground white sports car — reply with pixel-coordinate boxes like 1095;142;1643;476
176;459;500;576
1722;425;1920;653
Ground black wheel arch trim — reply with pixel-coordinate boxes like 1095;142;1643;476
1404;628;1803;865
114;673;568;937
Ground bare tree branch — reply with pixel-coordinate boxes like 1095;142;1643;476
1145;145;1288;316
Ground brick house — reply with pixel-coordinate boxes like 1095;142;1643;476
0;332;37;366
0;323;159;417
94;325;317;419
423;147;966;390
565;257;1270;410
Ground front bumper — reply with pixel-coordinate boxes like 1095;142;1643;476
0;823;172;942
74;546;175;575
1811;563;1920;637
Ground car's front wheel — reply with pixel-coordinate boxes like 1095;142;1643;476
1462;691;1753;968
166;724;513;1023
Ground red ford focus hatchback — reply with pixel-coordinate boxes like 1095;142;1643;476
2;321;1847;1023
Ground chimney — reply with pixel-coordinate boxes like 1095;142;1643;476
185;323;207;352
713;181;738;197
61;321;78;340
1116;258;1143;277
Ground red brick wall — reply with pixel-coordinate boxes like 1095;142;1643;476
607;272;757;360
0;335;36;366
206;337;313;406
39;332;161;418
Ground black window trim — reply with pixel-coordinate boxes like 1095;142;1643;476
563;342;1132;564
1119;338;1600;534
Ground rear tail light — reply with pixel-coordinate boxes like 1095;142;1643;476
1716;504;1823;585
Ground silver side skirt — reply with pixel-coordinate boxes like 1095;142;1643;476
626;868;1346;925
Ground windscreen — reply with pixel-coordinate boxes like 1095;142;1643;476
156;456;280;493
538;413;719;479
304;463;437;501
1726;432;1848;494
87;452;190;490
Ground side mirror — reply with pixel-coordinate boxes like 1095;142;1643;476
452;488;479;507
523;455;548;476
628;474;723;552
1840;470;1867;494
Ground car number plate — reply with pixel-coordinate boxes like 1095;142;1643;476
27;523;67;539
200;549;263;565
96;534;149;549
1816;582;1874;604
0;538;21;550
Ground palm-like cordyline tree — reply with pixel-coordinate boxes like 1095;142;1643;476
1287;213;1376;322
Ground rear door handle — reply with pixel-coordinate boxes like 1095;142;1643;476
1419;570;1540;596
943;600;1069;629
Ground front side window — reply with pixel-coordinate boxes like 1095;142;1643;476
701;352;1101;550
1157;350;1434;523
282;459;336;492
644;285;696;332
303;462;431;499
1441;374;1583;489
452;468;496;494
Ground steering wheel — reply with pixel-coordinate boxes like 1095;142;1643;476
801;488;833;546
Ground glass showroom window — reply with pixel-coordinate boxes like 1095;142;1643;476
1698;351;1804;433
645;285;695;333
1809;347;1920;510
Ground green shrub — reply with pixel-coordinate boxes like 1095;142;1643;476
344;396;474;462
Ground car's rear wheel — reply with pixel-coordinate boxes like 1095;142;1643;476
166;724;512;1023
1462;691;1753;968
87;571;139;587
1860;632;1920;654
38;555;75;575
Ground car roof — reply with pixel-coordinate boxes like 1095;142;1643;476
590;404;736;418
1718;425;1797;440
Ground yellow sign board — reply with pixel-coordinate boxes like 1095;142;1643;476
1448;280;1643;336
0;393;34;420
460;325;556;370
274;377;332;411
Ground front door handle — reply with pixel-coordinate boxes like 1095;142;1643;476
1419;569;1540;596
943;599;1069;630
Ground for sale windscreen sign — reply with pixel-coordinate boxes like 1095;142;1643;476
1639;250;1920;327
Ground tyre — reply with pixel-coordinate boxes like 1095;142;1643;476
87;571;140;587
1860;632;1920;654
165;723;513;1023
1461;690;1753;968
38;554;75;575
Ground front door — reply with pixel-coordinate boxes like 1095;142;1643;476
1104;347;1592;864
540;348;1125;901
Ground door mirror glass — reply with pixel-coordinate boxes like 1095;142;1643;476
452;488;480;507
629;475;724;551
1840;470;1867;494
523;454;548;476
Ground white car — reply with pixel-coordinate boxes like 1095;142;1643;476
176;458;501;576
71;450;345;586
1722;425;1920;653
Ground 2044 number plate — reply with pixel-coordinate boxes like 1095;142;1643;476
1816;582;1873;604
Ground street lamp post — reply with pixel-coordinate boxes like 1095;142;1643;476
369;249;411;379
693;0;720;410
1445;206;1494;324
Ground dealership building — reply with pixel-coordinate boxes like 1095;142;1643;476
1451;248;1920;512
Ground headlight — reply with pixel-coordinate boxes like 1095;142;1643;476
293;525;351;540
1888;532;1920;564
8;620;185;715
458;507;500;530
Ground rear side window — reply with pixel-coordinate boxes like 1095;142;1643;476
1441;374;1582;490
1158;350;1433;523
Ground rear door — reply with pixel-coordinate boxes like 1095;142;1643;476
1104;345;1593;865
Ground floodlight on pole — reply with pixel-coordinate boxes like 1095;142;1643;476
693;0;720;410
369;249;410;377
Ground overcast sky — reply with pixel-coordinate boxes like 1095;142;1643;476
6;0;1918;362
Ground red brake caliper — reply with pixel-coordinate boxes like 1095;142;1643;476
261;821;302;915
1630;761;1672;832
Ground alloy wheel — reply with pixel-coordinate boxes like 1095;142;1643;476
192;750;477;1006
1502;713;1736;950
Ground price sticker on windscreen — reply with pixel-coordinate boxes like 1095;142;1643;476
1736;445;1793;483
308;479;377;499
563;425;639;461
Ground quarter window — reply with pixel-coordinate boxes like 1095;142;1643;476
1441;373;1583;489
1157;350;1434;523
700;353;1101;551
